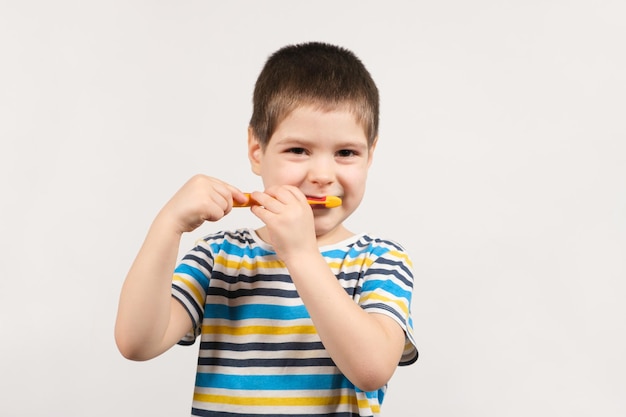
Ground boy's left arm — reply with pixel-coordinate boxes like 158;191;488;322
249;188;407;391
286;252;407;392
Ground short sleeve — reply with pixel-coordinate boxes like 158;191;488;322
171;239;214;345
358;240;418;366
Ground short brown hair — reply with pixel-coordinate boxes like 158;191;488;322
249;42;379;148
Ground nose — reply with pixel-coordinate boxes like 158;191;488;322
307;156;335;186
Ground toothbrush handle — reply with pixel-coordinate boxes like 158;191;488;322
233;193;342;208
232;193;255;207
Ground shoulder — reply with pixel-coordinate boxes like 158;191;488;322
321;234;414;276
197;228;254;245
349;234;413;263
353;235;415;286
360;234;409;251
192;228;275;260
193;228;257;251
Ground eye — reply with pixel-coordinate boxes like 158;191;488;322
287;147;307;155
336;149;357;157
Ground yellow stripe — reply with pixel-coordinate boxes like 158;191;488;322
194;392;357;406
327;257;375;270
202;324;317;336
389;249;413;268
173;274;203;302
328;249;412;270
360;292;409;316
357;397;381;414
214;249;410;271
214;255;285;270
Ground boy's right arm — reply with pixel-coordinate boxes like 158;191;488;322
114;218;192;361
114;175;247;361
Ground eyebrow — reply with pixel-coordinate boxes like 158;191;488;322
274;137;308;145
276;137;368;150
336;140;368;150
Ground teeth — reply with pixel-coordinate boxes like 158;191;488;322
306;196;326;202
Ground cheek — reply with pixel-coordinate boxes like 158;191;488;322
261;161;306;187
341;167;369;193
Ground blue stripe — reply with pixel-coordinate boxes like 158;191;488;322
175;263;210;289
210;238;275;258
321;248;349;258
203;303;310;320
322;243;390;260
365;266;412;287
361;279;412;300
195;372;353;391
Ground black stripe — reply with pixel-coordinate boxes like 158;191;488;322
212;270;293;285
363;303;404;324
172;286;202;328
187;243;215;262
206;286;300;299
184;253;214;273
192;408;359;417
365;266;413;288
197;357;335;368
200;341;325;352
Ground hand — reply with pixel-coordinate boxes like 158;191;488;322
156;174;247;234
249;185;318;261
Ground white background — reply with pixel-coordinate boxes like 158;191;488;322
1;1;625;416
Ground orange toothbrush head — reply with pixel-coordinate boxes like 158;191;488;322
306;195;342;208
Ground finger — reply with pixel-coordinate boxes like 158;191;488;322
224;183;247;202
281;185;308;204
250;203;273;224
231;191;250;207
211;180;249;210
249;191;282;213
210;181;245;213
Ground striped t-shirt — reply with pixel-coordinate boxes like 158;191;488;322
172;228;418;417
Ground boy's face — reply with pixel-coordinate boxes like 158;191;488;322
248;104;375;244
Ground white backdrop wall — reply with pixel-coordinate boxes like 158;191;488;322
1;1;625;416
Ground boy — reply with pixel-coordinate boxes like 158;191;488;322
115;42;418;417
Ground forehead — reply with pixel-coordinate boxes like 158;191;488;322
271;104;368;143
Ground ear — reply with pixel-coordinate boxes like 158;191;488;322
367;136;378;168
248;127;263;175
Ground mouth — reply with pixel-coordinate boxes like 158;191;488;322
305;195;343;209
305;195;327;202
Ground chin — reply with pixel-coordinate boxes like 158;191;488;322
314;219;347;241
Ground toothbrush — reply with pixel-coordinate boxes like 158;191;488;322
233;193;342;208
